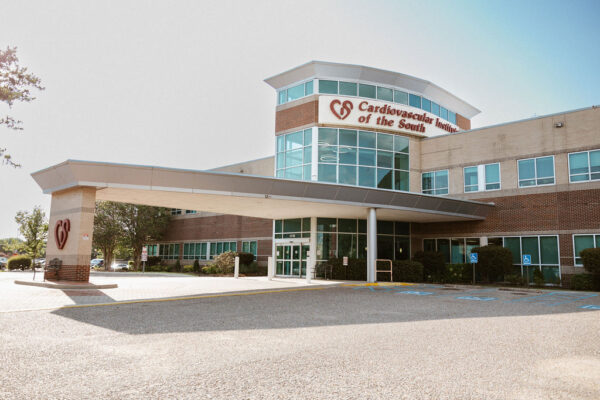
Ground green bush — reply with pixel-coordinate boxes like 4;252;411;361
581;248;600;275
202;265;221;274
148;264;170;272
569;274;594;291
128;260;134;268
471;245;513;282
412;251;445;282
173;259;182;273
236;252;255;266
533;268;545;286
193;259;201;273
320;258;367;281
391;260;423;282
505;274;526;286
147;256;161;267
440;263;472;284
182;265;194;273
7;255;32;271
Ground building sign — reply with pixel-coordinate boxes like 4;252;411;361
319;95;459;137
54;219;70;250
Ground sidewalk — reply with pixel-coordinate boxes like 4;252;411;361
0;271;343;312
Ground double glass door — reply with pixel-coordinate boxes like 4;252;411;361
276;243;309;277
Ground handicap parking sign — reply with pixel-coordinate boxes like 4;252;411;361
470;253;478;263
523;254;532;265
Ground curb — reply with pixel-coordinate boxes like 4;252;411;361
14;280;118;290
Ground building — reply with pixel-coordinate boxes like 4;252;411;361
33;61;600;284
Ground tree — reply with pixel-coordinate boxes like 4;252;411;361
118;204;170;271
1;46;44;167
92;202;122;270
0;237;24;255
14;206;48;265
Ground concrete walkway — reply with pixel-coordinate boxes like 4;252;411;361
0;271;343;312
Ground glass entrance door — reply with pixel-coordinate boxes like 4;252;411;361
276;243;309;277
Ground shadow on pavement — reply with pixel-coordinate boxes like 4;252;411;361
51;286;600;335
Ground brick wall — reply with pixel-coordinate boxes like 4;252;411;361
275;100;318;133
455;113;471;130
163;215;272;242
45;265;90;281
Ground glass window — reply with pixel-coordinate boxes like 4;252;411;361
394;90;408;105
424;170;449;195
303;146;312;164
521;237;540;265
504;237;521;265
285;149;303;167
485;163;501;190
394;170;409;191
377;133;393;150
305;80;313;95
377;168;393;189
339;165;356;185
451;238;465;263
277;135;285;153
319;80;338;94
303;129;312;146
421;98;431;112
394;153;409;170
358;148;376;166
338;219;357;233
437;239;450;263
318;164;337;183
464;166;478;192
358;166;375;187
422;172;434;194
278;90;286;105
339;129;357;146
285;166;303;180
339;147;356;164
286;131;303;150
376;86;393;101
359;131;376;148
409;94;421;108
284;218;302;233
518;157;554;187
319;144;337;163
377;151;393;168
540;236;558;265
431;102;440;117
377;220;394;234
339;81;357;96
424;239;435;252
394;135;409;153
318;128;337;145
359;83;376;99
317;218;336;232
441;107;448;120
569;150;600;182
574;235;595;265
448;111;457;125
287;83;304;102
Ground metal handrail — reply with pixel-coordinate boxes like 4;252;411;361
375;258;393;282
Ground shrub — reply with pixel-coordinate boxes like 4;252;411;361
7;255;32;271
173;259;182;273
505;274;526;286
202;265;221;274
471;245;512;283
533;268;545;286
128;260;134;269
182;265;194;273
212;251;236;274
391;260;423;282
147;256;161;267
193;259;201;273
569;274;594;291
236;252;255;266
320;258;367;281
149;264;170;272
440;263;472;284
412;251;445;282
581;248;600;275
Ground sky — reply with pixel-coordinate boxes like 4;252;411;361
1;0;599;238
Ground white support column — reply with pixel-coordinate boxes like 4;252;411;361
234;256;240;279
267;257;274;280
308;216;317;282
480;237;488;247
367;208;377;283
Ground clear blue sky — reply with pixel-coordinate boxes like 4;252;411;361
1;0;599;238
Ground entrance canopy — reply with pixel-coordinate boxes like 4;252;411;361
32;160;493;222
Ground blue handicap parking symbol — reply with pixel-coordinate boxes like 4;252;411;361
522;254;532;265
470;253;478;263
395;290;433;296
579;305;600;310
456;296;497;301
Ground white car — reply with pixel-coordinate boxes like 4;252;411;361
0;257;7;268
111;262;129;271
90;258;104;269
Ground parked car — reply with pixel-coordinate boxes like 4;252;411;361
90;258;104;269
111;262;129;271
34;258;46;268
0;257;7;268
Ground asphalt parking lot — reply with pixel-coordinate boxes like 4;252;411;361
1;279;599;399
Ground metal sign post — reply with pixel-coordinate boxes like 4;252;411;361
523;254;531;285
141;246;148;273
470;253;478;285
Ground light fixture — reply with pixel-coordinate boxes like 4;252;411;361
554;122;564;128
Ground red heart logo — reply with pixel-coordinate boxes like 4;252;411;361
55;219;70;250
330;100;353;120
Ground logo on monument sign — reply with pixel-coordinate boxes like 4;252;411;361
55;219;70;250
330;99;353;120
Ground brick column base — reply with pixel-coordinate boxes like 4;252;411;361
44;265;90;282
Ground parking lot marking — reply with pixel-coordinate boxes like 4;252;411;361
507;292;598;306
395;290;434;296
578;304;600;310
456;296;497;301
